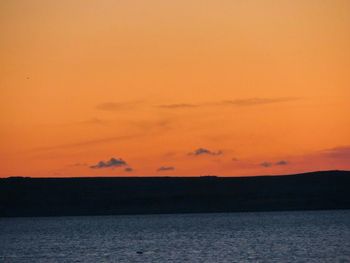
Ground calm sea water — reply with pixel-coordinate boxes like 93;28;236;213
1;210;350;262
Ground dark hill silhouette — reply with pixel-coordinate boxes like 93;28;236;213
0;170;349;217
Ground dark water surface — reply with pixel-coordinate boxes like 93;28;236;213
1;210;350;262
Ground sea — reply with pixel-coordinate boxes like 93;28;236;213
1;210;350;262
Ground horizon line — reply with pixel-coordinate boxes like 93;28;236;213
1;169;348;180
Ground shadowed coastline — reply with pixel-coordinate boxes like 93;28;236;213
1;170;349;217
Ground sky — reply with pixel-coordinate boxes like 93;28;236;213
1;0;350;177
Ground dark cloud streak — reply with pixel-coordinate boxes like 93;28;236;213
275;160;289;166
90;157;128;169
157;97;300;110
157;166;175;171
189;148;223;156
260;162;272;168
261;160;289;167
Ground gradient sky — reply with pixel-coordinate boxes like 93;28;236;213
1;0;350;177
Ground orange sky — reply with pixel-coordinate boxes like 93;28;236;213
1;0;350;177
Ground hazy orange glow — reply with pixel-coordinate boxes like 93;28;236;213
1;0;349;177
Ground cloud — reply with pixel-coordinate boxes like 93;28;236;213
34;134;143;152
322;146;350;159
257;146;350;171
157;97;299;110
157;166;175;171
260;162;273;167
220;97;299;106
157;103;198;109
124;167;134;172
130;119;172;131
189;148;223;156
90;157;128;169
261;160;289;167
33;118;172;153
275;160;289;166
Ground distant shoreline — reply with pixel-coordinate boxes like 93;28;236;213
1;170;350;218
3;169;349;179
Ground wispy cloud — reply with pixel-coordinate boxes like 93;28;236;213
261;160;289;168
275;160;289;166
34;134;143;152
98;97;299;112
33;117;173;152
260;162;272;168
157;97;299;110
157;166;175;171
124;167;134;172
157;103;198;109
258;146;350;170
129;119;172;131
90;157;128;169
321;146;350;159
189;148;223;156
220;97;299;106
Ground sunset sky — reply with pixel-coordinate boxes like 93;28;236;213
1;0;349;177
